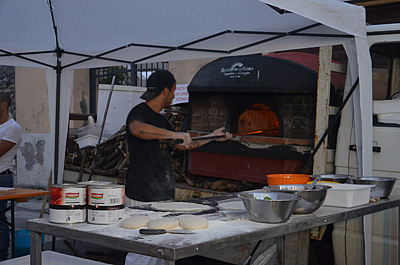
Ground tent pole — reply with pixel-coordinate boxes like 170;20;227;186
54;48;61;185
49;0;62;185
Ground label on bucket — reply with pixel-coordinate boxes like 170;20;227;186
49;208;86;223
88;186;125;206
50;184;86;206
87;208;125;224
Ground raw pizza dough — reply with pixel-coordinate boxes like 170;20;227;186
178;215;208;230
218;201;246;211
150;202;211;212
121;215;151;229
147;217;179;229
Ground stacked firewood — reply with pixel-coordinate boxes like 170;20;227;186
65;126;128;180
164;106;188;132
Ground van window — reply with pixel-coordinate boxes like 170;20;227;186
371;50;390;100
370;43;400;100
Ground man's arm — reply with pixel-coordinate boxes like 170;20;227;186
0;139;16;157
129;120;192;145
174;127;232;151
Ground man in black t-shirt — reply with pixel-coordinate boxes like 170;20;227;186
125;70;231;204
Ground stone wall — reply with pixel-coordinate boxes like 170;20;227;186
0;66;16;118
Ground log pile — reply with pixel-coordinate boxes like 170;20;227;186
65;126;128;181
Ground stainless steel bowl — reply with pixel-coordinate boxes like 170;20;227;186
263;184;331;214
239;191;300;223
310;174;352;183
349;176;397;198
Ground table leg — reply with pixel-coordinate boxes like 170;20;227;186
398;206;399;265
30;231;42;265
363;214;372;265
10;200;15;258
282;230;309;265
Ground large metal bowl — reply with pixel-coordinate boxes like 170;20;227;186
263;184;331;214
349;176;397;198
239;191;300;223
310;174;352;183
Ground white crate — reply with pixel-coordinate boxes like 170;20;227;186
1;251;110;265
323;183;374;208
75;135;106;149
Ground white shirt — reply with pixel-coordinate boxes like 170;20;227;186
0;118;22;173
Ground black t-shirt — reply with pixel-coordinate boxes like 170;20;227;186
125;103;175;202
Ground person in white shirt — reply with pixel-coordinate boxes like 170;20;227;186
0;93;22;261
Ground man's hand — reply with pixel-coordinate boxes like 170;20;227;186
212;127;233;141
176;132;192;146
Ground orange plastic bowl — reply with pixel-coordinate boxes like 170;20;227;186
267;174;310;186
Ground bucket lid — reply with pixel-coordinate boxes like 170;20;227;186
51;184;87;189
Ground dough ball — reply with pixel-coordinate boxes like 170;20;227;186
151;202;211;212
121;215;151;229
147;217;179;230
178;215;208;230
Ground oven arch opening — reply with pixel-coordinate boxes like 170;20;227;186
233;103;281;137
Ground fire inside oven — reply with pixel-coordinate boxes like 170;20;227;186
185;53;329;184
235;103;279;137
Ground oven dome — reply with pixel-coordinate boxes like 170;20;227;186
188;54;318;94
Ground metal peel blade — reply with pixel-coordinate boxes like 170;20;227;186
139;229;195;235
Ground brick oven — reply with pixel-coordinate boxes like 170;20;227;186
186;54;323;184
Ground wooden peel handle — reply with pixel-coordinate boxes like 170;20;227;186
191;131;263;141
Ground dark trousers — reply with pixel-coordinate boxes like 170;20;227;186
0;172;14;261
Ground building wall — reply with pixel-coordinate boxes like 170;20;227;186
169;58;215;84
15;67;89;188
70;69;90;128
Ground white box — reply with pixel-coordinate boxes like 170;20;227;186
75;135;106;149
1;250;110;265
323;183;374;208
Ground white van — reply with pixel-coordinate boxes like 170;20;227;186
335;23;400;185
332;23;400;265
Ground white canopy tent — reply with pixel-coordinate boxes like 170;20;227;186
0;0;372;185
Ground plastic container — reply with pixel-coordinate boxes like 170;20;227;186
78;123;101;137
75;135;106;149
266;174;310;186
1;250;109;264
322;183;375;208
77;123;111;138
14;229;44;258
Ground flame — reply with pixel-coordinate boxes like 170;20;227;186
235;130;264;136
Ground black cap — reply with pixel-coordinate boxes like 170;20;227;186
140;70;176;101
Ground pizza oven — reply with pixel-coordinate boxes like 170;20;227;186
186;53;327;184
